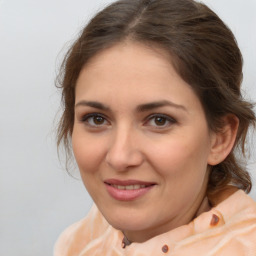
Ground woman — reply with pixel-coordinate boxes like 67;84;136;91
54;0;256;255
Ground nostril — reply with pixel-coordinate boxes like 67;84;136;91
105;146;144;171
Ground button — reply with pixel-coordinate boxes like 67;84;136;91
210;214;220;226
162;244;169;253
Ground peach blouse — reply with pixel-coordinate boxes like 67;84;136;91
54;190;256;255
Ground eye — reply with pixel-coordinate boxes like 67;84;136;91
81;113;109;127
145;114;176;128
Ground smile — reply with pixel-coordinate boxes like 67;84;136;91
110;184;148;190
104;179;156;201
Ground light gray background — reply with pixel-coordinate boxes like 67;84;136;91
0;0;255;255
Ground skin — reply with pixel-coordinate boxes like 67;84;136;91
72;41;224;243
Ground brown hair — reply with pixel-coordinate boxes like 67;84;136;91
56;0;255;197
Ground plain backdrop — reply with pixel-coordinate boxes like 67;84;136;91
0;0;255;255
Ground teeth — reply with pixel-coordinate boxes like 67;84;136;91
112;184;148;190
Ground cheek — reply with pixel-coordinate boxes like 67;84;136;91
72;131;106;174
147;133;211;178
148;135;211;206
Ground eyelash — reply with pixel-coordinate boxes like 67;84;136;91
80;113;177;129
80;113;109;128
144;114;177;129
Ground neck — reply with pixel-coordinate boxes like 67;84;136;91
123;195;211;244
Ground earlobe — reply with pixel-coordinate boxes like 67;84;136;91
207;115;239;166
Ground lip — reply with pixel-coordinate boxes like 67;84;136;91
104;179;156;201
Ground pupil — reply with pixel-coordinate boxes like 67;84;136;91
94;116;104;124
155;117;166;126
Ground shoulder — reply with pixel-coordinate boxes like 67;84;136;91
54;204;110;256
176;190;256;255
210;189;256;230
126;190;256;256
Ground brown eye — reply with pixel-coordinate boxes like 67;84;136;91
81;113;109;127
154;116;167;126
145;114;176;129
93;116;105;125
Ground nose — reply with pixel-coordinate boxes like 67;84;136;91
105;127;144;171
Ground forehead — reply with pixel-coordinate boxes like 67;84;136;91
75;42;201;112
78;42;175;83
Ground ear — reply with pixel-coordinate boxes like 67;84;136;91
207;114;239;166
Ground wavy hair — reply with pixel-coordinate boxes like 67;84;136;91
56;0;255;198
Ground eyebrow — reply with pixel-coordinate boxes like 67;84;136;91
136;100;187;112
75;100;187;112
75;100;110;111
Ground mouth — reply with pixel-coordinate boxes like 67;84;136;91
104;179;156;201
108;184;150;190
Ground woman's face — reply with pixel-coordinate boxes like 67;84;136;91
72;42;216;242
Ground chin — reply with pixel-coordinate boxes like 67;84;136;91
103;207;150;231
